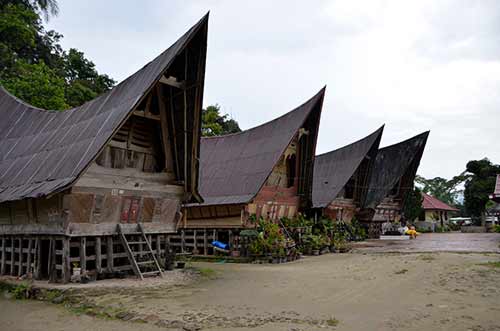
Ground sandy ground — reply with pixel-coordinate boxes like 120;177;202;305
1;233;500;331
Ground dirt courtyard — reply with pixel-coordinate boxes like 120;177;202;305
1;233;500;331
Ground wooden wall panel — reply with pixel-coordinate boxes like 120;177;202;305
68;193;94;223
0;203;11;224
142;198;155;222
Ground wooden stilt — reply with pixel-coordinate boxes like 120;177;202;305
156;235;161;258
62;238;69;283
34;238;41;279
26;238;33;274
80;237;87;272
10;236;14;276
48;238;55;282
17;238;23;276
0;237;5;275
203;230;208;256
229;230;233;252
181;230;185;253
193;230;197;253
106;236;114;272
95;237;102;274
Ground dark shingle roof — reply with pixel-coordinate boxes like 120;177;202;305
363;131;429;209
190;87;326;206
0;14;209;203
312;126;384;208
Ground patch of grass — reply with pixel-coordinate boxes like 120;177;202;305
394;268;408;275
197;267;217;278
477;261;500;268
326;317;339;327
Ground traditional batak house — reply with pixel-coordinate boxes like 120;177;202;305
362;131;429;237
311;126;384;223
177;88;326;255
0;15;209;282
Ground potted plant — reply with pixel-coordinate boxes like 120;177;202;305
72;262;81;276
310;235;321;256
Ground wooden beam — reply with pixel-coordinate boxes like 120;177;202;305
159;76;186;89
157;85;175;174
183;50;189;192
132;110;160;121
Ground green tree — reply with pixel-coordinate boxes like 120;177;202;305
402;186;423;222
0;1;115;109
415;173;468;206
63;48;115;107
464;158;500;217
1;0;59;20
202;104;241;137
2;60;67;109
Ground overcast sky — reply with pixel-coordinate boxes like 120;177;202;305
46;0;500;179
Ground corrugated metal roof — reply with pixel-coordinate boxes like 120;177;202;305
422;193;459;211
363;131;429;209
186;87;326;207
312;126;384;208
0;14;209;203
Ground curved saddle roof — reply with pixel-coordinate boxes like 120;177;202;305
0;14;209;203
363;131;429;209
312;126;384;208
190;87;326;206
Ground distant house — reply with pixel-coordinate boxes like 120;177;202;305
417;193;459;229
311;126;384;223
178;88;325;255
490;174;500;203
362;132;429;237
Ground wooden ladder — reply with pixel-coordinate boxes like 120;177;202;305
117;224;163;280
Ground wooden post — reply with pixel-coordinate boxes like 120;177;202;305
48;238;55;282
193;230;197;254
10;236;14;276
17;238;23;276
229;230;233;252
106;236;114;272
203;230;207;256
80;237;87;272
181;230;185;253
62;238;70;283
156;235;161;257
95;237;102;274
34;238;41;279
0;237;5;275
26;238;33;274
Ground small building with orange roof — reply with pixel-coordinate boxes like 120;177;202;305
417;193;459;229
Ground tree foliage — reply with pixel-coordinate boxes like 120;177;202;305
463;158;500;217
402;186;423;222
0;1;115;110
415;173;468;206
202;104;241;137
